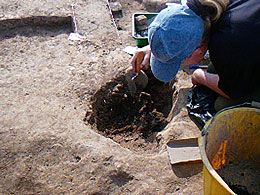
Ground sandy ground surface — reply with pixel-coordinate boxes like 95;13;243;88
0;0;202;194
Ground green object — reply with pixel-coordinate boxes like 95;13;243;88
132;13;158;48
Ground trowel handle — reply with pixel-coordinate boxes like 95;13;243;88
134;51;145;73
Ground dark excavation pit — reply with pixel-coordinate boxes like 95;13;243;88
85;70;174;153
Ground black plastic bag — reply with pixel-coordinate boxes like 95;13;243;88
187;86;218;129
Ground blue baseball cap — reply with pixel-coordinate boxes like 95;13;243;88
148;3;204;82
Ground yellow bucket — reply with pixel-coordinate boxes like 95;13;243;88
199;106;260;194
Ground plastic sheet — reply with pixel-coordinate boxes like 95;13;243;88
187;86;218;129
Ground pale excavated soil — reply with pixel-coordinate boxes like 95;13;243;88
0;0;202;194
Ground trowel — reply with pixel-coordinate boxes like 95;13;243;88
126;52;149;96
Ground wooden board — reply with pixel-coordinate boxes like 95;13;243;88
167;137;202;164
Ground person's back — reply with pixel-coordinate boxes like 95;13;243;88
207;0;260;99
187;0;260;99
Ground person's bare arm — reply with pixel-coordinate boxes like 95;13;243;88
192;68;230;99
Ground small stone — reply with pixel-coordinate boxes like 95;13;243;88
135;15;147;26
109;1;123;17
116;84;124;90
135;15;148;33
112;84;120;92
109;1;122;12
111;91;117;95
139;92;151;101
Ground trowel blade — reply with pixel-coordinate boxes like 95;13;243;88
125;69;148;96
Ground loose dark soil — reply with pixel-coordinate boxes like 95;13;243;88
85;70;174;153
217;161;260;194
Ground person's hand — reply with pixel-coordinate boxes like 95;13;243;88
131;45;151;72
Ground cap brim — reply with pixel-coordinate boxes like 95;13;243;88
150;53;181;83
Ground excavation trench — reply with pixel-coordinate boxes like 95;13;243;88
85;70;174;153
0;16;73;39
